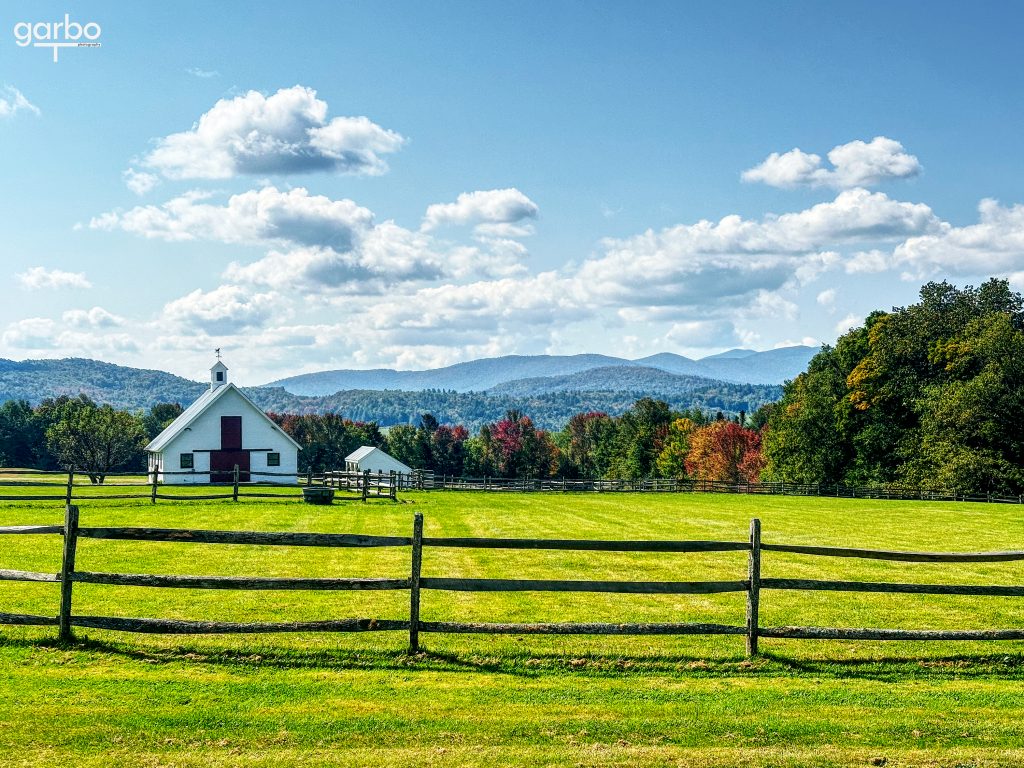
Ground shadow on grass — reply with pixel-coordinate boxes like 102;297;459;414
3;634;1024;682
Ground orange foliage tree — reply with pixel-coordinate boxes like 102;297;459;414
684;421;764;483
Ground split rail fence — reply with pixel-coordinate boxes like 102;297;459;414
0;468;399;504
2;509;1024;655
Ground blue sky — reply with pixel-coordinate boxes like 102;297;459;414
2;1;1023;383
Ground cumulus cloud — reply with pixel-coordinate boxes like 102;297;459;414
163;285;277;335
893;199;1024;277
835;314;861;334
17;267;92;290
91;186;374;247
742;137;921;189
422;188;539;232
139;86;405;179
92;186;529;290
62;307;125;328
665;320;736;346
816;288;836;307
122;168;160;195
1;318;56;349
572;188;939;319
0;86;39;119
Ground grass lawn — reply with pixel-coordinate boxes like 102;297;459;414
2;488;1024;766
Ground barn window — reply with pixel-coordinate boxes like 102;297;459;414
216;371;224;382
267;452;281;467
180;453;194;469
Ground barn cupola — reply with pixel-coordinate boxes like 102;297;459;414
210;360;229;391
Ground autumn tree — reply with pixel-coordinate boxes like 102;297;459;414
685;421;764;484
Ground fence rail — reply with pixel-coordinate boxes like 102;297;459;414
0;467;400;504
2;510;1024;656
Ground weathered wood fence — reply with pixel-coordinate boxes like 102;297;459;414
0;468;399;504
3;510;1024;654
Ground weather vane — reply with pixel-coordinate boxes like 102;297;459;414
215;348;221;359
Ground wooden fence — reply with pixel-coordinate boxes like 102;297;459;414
0;468;399;504
430;475;1024;504
3;509;1024;654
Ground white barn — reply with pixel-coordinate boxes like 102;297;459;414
146;360;301;485
345;446;412;475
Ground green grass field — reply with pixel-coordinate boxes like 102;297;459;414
2;486;1024;766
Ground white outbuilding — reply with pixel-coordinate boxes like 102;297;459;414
345;445;412;475
146;360;301;485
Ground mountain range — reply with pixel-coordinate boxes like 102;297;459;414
266;346;816;395
0;347;814;429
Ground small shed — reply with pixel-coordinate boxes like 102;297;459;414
345;446;411;475
146;360;301;485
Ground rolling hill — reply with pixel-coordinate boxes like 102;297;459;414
0;353;792;430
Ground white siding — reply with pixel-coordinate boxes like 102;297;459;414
155;388;298;485
346;448;411;474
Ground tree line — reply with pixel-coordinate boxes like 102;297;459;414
0;393;765;484
762;279;1024;495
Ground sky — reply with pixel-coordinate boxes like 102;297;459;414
2;1;1023;385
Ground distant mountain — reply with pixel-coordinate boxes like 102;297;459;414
0;356;787;431
487;365;736;397
267;354;629;396
700;348;757;361
270;346;817;394
698;346;820;384
0;358;205;410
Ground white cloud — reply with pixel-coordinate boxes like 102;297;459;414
893;199;1024;277
91;186;374;247
92;186;530;290
845;249;892;274
0;86;40;119
422;188;539;232
665;320;736;347
572;188;939;318
17;267;92;290
1;318;56;349
186;68;219;79
816;288;836;307
743;137;921;189
140;86;405;179
163;285;277;334
122;168;160;195
835;313;861;334
62;307;125;328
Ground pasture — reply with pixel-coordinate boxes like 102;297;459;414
2;487;1024;766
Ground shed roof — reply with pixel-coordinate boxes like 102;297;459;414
145;383;301;453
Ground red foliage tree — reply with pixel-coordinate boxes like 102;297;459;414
685;421;764;483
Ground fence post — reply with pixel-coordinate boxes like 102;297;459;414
306;469;312;487
65;467;74;506
58;504;80;643
390;470;397;501
362;470;370;502
409;512;424;653
150;463;158;504
232;464;240;502
746;518;761;657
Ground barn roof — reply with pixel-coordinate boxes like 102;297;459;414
145;382;301;453
345;445;378;463
344;445;411;472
